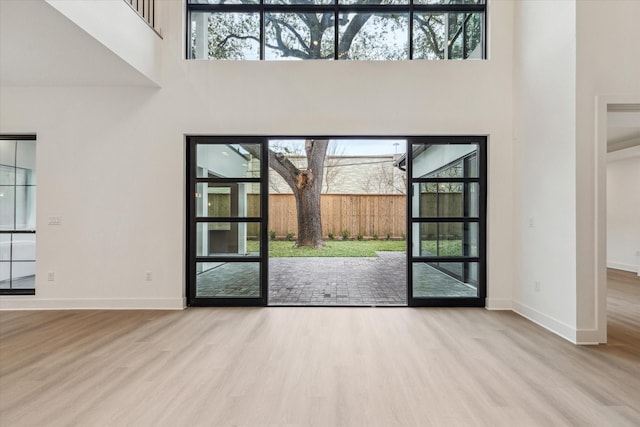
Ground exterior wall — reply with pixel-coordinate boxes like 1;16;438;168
512;0;578;341
0;0;515;309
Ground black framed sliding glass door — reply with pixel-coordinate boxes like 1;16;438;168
186;137;268;306
407;137;486;307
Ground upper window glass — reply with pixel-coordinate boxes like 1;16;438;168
187;0;485;60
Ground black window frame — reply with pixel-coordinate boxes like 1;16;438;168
186;136;269;306
186;0;486;60
407;136;487;307
0;134;37;296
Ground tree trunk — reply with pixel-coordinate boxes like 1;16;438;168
291;140;328;248
244;139;329;249
293;169;324;248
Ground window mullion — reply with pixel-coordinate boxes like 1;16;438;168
334;0;339;60
186;1;486;61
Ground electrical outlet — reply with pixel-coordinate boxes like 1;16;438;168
47;216;62;225
534;281;541;292
47;271;55;281
145;271;153;281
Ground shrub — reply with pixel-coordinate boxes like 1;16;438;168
269;230;276;241
341;229;350;240
286;232;294;241
372;233;379;240
401;232;406;241
328;231;334;240
357;232;363;241
386;232;391;241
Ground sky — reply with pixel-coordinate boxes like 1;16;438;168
269;139;407;156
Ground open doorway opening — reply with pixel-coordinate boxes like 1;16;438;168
605;104;640;344
266;138;408;306
185;136;486;307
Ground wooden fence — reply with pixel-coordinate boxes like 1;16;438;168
267;194;406;239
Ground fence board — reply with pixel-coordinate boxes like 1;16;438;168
267;194;406;239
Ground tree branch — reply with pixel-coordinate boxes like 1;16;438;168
338;13;372;58
240;144;301;193
266;15;310;57
415;15;444;58
217;34;259;48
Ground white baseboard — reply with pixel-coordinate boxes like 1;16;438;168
0;297;185;310
607;262;638;274
486;298;512;310
575;329;602;345
512;300;578;344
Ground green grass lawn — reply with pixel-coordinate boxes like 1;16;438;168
421;240;462;256
266;240;406;257
247;239;471;257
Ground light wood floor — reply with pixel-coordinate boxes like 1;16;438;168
1;271;638;426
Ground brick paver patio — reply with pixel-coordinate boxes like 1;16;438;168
269;252;407;306
196;252;477;304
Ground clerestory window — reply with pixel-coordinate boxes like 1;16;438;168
187;0;485;60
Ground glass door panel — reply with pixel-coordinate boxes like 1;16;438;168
407;137;486;307
187;137;267;306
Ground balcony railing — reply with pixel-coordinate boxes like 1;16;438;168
125;0;158;34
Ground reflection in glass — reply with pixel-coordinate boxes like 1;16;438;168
15;186;36;230
266;0;334;6
339;13;409;60
0;187;15;230
468;182;479;217
414;0;483;5
196;144;261;178
0;140;16;170
413;13;445;60
414;12;482;60
10;234;36;261
340;0;408;3
196;262;260;297
0;165;14;186
414;182;472;218
265;13;335;60
0;262;9;289
11;262;36;289
196;223;260;256
412;144;478;178
413;262;478;298
190;12;260;60
16;141;36;185
195;183;261;218
188;0;258;3
412;222;478;257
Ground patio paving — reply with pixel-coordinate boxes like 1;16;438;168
269;251;407;306
195;252;478;304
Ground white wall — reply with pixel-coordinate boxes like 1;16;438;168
576;0;640;343
512;0;578;341
46;0;162;85
0;0;515;309
606;149;640;274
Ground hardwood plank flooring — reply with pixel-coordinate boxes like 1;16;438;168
0;271;638;426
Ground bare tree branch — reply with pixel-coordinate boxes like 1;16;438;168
338;13;372;58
